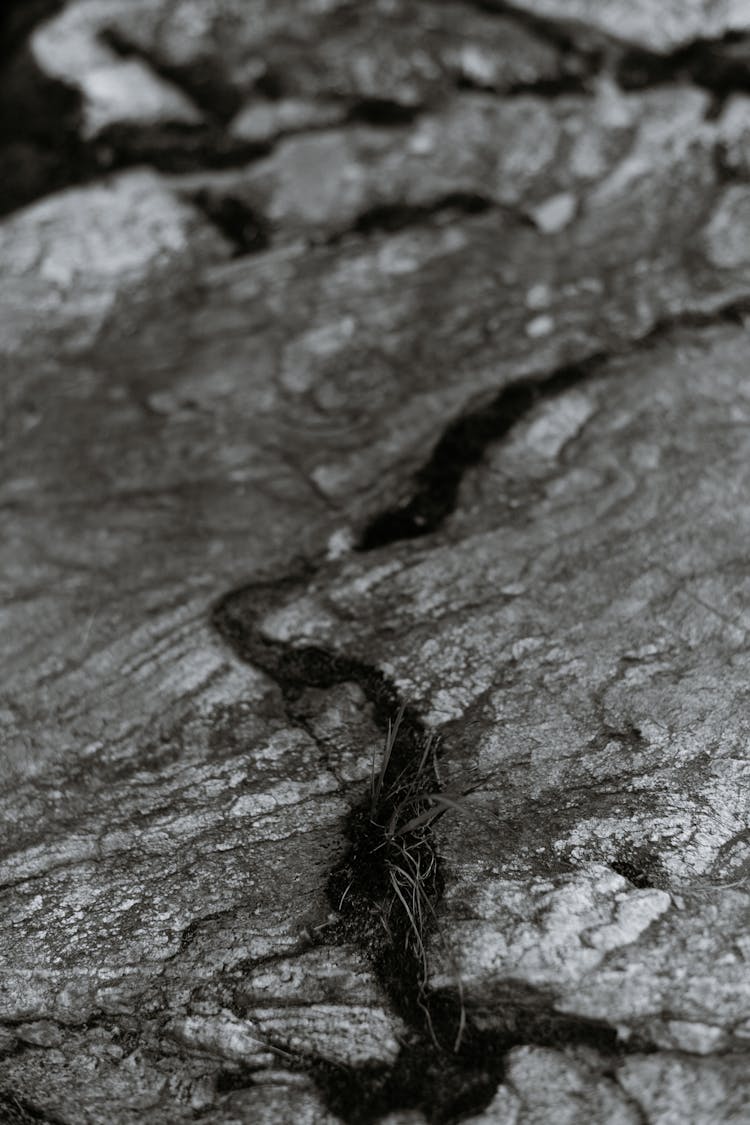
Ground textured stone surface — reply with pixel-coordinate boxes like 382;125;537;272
3;1;750;1122
30;0;577;141
504;0;750;53
257;325;750;1056
169;81;671;241
0;169;229;356
462;1046;750;1124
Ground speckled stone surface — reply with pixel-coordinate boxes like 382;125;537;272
2;2;750;1122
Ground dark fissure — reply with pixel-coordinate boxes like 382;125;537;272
212;557;653;1123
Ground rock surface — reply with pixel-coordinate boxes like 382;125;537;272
2;2;750;1123
502;0;750;54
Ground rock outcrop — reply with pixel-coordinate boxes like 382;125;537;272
2;2;750;1122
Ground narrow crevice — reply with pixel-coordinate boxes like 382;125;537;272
617;33;750;103
212;574;654;1123
610;1075;651;1125
468;0;603;60
502;72;594;97
357;354;605;551
345;98;422;127
0;45;93;218
455;67;594;97
211;295;750;1115
477;0;750;106
358;293;750;553
101;27;242;125
189;189;271;256
345;193;494;240
90;121;270;175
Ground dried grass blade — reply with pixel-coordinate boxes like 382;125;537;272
371;702;405;811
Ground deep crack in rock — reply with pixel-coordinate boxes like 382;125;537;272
212;561;656;1123
357;294;750;551
617;33;750;106
357;355;604;550
190;189;271;256
6;2;750;1118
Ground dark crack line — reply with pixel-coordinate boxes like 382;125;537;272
611;1074;651;1125
211;570;655;1124
475;0;750;108
357;353;604;551
469;0;603;60
344;98;422;127
100;27;241;125
617;32;750;110
324;193;499;246
207;294;750;1117
357;294;750;552
189;189;271;256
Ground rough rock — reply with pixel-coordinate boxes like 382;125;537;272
718;93;750;175
4;1;750;1122
29;0;579;142
168;81;653;242
461;1046;750;1124
0;169;229;357
253;319;750;1059
31;0;203;139
502;0;750;54
463;1045;641;1124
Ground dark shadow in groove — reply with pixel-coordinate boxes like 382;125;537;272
618;33;750;101
358;292;750;554
357;355;605;551
350;193;493;238
101;27;242;124
308;989;648;1125
346;98;422;127
470;0;601;58
0;0;63;65
212;574;655;1125
610;845;662;890
190;189;271;256
495;73;592;97
0;42;91;218
211;300;750;1121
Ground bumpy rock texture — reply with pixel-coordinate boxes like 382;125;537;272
2;2;750;1123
